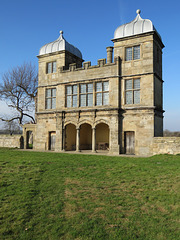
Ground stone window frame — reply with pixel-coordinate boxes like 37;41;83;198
95;81;109;106
66;85;78;108
46;61;57;74
80;83;93;107
125;45;140;61
125;78;140;105
65;81;109;108
45;88;56;109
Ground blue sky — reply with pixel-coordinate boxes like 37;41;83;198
0;0;180;131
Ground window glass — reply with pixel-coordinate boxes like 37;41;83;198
79;83;93;107
47;61;57;73
134;90;140;104
103;92;109;105
66;85;77;107
87;94;93;106
45;88;56;109
125;80;132;90
134;79;140;89
72;95;77;107
87;83;93;93
67;96;71;108
73;85;77;94
80;84;86;93
133;46;140;60
65;81;109;108
126;91;133;104
126;47;132;61
125;79;140;105
67;86;72;95
52;62;56;73
52;88;56;97
51;98;56;109
80;94;86;107
47;63;52;74
46;89;51;97
47;98;52;109
96;82;102;92
125;46;140;61
103;81;109;91
96;92;102;105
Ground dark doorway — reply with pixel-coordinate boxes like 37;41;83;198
26;131;33;149
125;131;135;154
49;132;56;151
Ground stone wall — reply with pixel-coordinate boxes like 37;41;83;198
152;137;180;155
1;132;180;156
0;134;22;148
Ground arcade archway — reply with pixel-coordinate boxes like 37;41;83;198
95;123;109;150
80;123;92;150
65;124;76;151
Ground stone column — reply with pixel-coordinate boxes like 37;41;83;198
24;128;27;149
106;47;114;64
62;127;66;151
92;127;96;152
55;113;62;151
76;127;80;152
109;115;120;154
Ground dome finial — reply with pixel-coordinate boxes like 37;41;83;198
60;30;63;35
136;9;141;15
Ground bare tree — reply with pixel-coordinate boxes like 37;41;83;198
0;62;38;125
164;129;180;137
3;121;22;135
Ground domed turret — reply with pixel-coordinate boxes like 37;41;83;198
39;31;82;59
114;10;161;40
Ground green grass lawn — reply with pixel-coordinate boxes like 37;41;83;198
0;148;180;240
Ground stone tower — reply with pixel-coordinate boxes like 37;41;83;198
112;9;164;154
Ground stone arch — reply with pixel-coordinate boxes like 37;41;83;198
23;124;36;150
79;123;92;150
94;119;109;128
78;120;93;129
95;122;109;151
65;123;76;151
64;121;77;128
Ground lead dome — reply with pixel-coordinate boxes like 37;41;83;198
114;9;161;40
39;31;82;59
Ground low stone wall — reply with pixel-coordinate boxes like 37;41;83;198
0;134;180;155
0;134;22;148
152;137;180;155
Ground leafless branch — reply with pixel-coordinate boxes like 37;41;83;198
0;62;38;126
0;116;20;123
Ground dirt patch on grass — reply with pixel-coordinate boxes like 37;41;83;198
64;202;86;219
64;202;76;218
65;178;81;185
157;206;169;214
94;207;104;212
65;189;73;198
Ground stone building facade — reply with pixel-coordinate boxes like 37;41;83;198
24;10;165;156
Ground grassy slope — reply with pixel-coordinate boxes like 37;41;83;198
0;148;179;240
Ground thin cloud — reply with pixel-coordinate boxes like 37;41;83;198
118;0;126;25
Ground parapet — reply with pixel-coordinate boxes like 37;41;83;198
59;57;119;73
